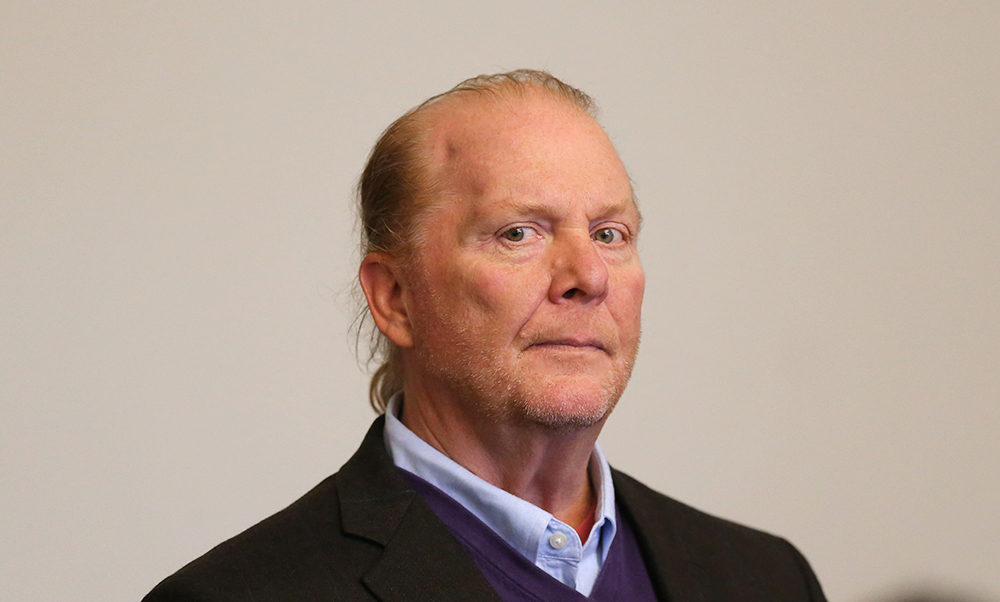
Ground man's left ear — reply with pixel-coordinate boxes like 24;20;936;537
358;253;414;348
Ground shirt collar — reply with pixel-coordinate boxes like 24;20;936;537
382;393;618;564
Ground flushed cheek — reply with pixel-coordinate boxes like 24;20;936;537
466;263;543;320
628;270;646;314
612;270;645;337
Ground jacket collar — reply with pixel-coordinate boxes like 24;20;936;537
335;416;503;602
335;417;712;602
614;469;716;602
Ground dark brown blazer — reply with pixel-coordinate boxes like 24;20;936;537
143;417;827;602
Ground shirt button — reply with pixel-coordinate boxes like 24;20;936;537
548;532;568;549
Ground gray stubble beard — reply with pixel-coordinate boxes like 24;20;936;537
417;329;640;434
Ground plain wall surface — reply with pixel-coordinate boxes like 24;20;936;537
2;3;998;601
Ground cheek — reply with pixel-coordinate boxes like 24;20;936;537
469;268;508;304
630;269;645;312
412;260;519;333
466;262;539;317
612;268;645;326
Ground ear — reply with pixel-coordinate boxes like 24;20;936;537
359;253;415;348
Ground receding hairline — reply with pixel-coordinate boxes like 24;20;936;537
403;79;600;170
388;81;613;245
416;69;598;118
428;87;639;198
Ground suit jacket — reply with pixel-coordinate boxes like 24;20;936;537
143;417;827;602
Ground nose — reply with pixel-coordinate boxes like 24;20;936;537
548;232;609;304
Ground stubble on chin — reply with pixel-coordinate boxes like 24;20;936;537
419;333;639;433
511;365;634;431
408;272;642;432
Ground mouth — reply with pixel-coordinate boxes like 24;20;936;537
529;338;608;353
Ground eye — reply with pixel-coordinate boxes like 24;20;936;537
500;226;536;243
592;227;624;244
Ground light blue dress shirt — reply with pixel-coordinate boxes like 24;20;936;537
383;394;618;596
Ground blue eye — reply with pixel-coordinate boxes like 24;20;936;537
593;227;623;244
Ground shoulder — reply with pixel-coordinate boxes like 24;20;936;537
143;418;404;601
142;473;380;602
612;469;827;601
613;468;785;549
143;417;403;602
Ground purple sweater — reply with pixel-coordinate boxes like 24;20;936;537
401;469;659;602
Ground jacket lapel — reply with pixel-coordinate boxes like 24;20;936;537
613;469;709;602
337;417;502;602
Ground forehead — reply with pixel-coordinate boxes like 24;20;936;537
418;91;635;213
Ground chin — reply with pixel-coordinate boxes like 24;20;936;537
509;375;624;431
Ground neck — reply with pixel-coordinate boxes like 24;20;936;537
399;388;603;530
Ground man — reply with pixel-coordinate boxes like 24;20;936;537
144;70;827;601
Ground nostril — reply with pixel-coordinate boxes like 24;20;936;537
562;288;580;299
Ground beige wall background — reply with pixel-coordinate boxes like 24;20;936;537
2;2;998;601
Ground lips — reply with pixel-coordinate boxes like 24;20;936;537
528;337;608;353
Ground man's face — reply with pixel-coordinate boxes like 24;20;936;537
401;93;644;430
